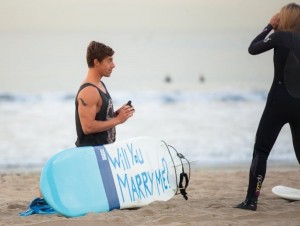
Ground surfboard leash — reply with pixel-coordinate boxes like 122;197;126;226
168;145;190;200
162;140;190;201
161;140;179;195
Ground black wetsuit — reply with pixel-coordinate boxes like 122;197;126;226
75;82;116;147
246;24;300;200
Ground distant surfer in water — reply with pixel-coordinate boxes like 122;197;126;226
235;3;300;211
75;41;135;147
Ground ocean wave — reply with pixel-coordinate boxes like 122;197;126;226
212;90;267;102
113;89;268;104
0;89;267;104
0;92;76;103
0;93;28;102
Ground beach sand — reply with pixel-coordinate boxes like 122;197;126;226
1;165;299;226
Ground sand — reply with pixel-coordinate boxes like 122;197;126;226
1;165;299;226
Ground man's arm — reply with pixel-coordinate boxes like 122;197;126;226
77;86;134;135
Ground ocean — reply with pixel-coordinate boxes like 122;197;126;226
0;85;297;170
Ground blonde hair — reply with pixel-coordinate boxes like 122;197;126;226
277;3;300;32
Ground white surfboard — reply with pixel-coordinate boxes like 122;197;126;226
272;185;300;201
40;137;190;217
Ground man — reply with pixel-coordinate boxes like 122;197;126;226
75;41;135;147
19;41;134;216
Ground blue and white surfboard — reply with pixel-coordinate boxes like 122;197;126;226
40;137;187;217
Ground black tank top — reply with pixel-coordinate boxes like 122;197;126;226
75;82;116;147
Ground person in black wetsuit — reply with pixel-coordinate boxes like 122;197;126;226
75;41;135;147
236;3;300;211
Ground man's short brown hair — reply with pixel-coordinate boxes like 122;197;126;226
86;41;114;68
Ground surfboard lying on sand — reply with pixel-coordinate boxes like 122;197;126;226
272;185;300;201
40;137;190;217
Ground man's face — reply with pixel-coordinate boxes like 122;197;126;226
96;56;115;77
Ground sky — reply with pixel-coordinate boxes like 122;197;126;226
0;0;292;33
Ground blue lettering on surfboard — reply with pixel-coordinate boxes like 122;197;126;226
105;147;130;171
116;158;171;203
117;173;131;203
127;143;144;165
147;171;154;196
104;142;172;204
141;172;151;197
105;143;145;171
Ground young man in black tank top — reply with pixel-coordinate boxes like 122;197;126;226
20;41;135;215
75;41;135;147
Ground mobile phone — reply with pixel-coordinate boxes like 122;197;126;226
126;100;132;107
